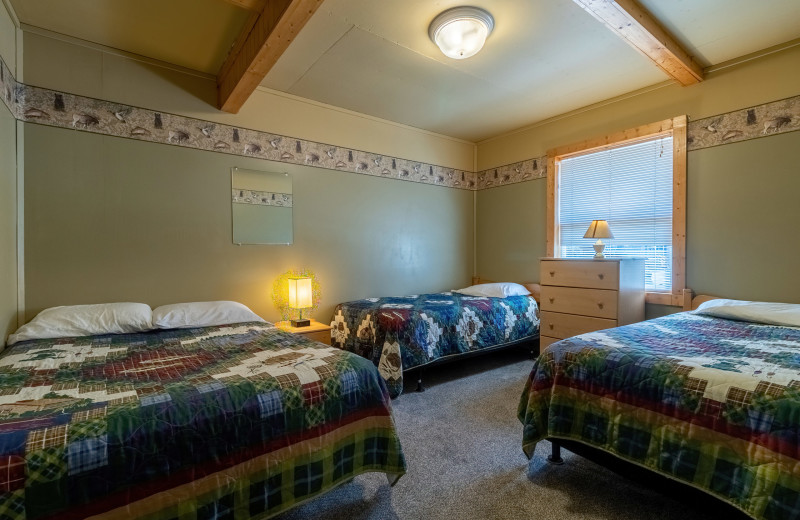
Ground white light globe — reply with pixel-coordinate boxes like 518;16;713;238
429;7;494;60
434;18;489;59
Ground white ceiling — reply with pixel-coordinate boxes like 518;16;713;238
262;0;800;141
9;0;251;74
8;0;800;142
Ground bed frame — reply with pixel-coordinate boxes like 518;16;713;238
406;277;542;392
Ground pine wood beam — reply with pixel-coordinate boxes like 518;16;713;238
217;0;324;113
572;0;704;86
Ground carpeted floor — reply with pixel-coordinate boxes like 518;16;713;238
276;347;751;519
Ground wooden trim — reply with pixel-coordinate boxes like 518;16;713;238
671;115;688;306
546;154;557;257
221;0;266;11
645;292;673;306
546;117;679;159
217;0;324;113
546;116;688;304
571;0;703;86
472;277;541;304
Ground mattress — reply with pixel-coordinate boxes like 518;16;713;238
0;322;405;519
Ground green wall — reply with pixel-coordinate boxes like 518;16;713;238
0;102;17;343
476;131;800;314
24;124;474;323
686;132;800;302
476;179;545;283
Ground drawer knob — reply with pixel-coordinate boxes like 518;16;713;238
597;302;604;309
548;323;554;330
549;271;555;277
549;297;555;304
598;274;604;280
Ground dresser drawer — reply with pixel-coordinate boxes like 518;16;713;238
540;311;616;339
302;330;331;345
540;260;619;290
540;286;618;319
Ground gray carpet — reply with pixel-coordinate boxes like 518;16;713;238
276;348;750;519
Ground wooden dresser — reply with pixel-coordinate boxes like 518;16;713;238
539;258;645;349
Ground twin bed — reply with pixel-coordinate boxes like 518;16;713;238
0;311;404;520
330;279;541;397
520;294;800;520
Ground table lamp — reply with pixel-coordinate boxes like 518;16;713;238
288;276;313;327
584;220;614;259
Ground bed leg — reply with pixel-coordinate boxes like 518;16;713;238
547;440;564;465
416;369;425;392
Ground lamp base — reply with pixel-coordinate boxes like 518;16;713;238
593;239;605;259
290;318;311;327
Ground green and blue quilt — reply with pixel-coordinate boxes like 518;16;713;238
332;293;540;397
518;312;800;520
0;322;405;519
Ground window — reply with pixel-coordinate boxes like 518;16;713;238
547;117;687;305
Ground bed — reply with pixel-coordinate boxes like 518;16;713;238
518;293;800;520
0;317;405;519
331;279;541;398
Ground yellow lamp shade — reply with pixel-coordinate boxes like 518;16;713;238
288;277;313;309
583;220;614;239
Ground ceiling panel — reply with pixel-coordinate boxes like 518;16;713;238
9;0;250;74
639;0;800;64
265;0;668;140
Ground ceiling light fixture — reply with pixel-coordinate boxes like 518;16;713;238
428;6;494;60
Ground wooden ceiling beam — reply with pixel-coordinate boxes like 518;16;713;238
217;0;324;113
572;0;704;86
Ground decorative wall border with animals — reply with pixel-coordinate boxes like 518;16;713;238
232;189;293;208
0;58;21;119
474;94;799;190
1;56;797;192
0;57;476;191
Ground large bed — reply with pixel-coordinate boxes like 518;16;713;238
0;320;405;520
518;295;800;520
331;281;541;397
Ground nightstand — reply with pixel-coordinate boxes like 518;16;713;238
275;319;332;345
539;258;645;350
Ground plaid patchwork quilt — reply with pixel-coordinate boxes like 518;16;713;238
518;312;800;520
0;322;405;520
331;293;540;397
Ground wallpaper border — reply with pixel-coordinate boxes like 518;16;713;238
2;54;798;192
0;56;476;191
0;57;20;119
475;94;800;190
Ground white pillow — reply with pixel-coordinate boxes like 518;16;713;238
152;301;265;329
695;298;800;328
454;282;531;298
7;303;153;346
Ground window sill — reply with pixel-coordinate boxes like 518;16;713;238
645;291;685;307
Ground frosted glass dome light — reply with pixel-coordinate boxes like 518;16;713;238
429;6;494;60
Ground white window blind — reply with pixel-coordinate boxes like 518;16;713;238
558;136;673;291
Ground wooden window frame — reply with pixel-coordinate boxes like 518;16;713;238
546;116;687;306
